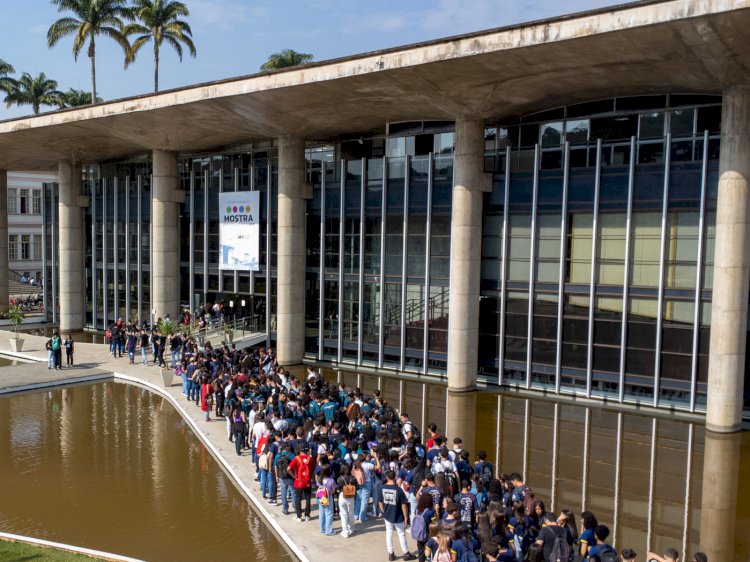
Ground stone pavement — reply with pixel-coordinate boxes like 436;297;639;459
0;329;420;562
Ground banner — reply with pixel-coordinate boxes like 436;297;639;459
219;191;260;271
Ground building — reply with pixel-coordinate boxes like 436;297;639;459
0;0;749;431
6;171;53;288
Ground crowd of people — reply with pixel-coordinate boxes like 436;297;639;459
102;316;709;562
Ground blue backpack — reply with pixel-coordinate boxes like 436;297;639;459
410;512;428;543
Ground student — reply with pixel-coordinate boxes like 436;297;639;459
336;463;358;538
579;511;598;560
378;469;416;561
534;512;573;562
646;548;679;562
621;548;637;562
63;334;74;366
289;443;315;521
315;465;336;536
588;525;617;561
50;332;62;370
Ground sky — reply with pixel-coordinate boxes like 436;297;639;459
0;0;624;120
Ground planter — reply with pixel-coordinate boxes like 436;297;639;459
9;337;24;352
225;333;234;344
160;367;175;388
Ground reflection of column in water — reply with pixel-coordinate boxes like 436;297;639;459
446;390;477;463
699;430;740;562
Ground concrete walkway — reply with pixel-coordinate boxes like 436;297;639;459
0;330;420;562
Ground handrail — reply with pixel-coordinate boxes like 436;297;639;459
178;313;266;345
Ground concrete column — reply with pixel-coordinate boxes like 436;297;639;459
706;85;750;433
0;170;8;313
447;117;489;391
151;150;182;321
58;161;85;332
276;137;309;365
445;390;477;457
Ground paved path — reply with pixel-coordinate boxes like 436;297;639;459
0;330;419;562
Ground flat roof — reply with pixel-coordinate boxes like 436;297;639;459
0;0;748;170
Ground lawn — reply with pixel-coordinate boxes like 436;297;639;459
0;540;98;561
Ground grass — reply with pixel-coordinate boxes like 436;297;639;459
0;539;99;561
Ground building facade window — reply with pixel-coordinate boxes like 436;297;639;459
20;235;30;260
19;190;29;214
7;188;17;214
31;190;41;214
8;234;17;260
33;234;42;260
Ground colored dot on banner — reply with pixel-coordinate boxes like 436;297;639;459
226;206;231;213
233;206;238;212
239;206;245;212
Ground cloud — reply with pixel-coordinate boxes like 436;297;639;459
189;0;250;31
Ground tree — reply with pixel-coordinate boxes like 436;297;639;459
47;0;133;104
0;59;17;95
260;49;313;71
57;88;103;108
4;72;63;115
126;0;196;93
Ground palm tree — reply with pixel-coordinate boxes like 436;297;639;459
47;0;133;104
57;88;103;108
4;72;64;115
260;49;313;71
0;59;17;94
126;0;196;93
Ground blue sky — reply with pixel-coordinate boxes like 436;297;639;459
0;0;623;120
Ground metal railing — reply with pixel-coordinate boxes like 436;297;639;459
180;313;266;345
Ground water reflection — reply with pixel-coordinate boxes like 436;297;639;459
325;368;750;560
0;382;291;562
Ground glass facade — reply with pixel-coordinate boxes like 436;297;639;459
47;93;750;416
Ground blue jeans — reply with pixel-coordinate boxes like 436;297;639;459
355;480;372;522
188;381;199;401
235;431;243;455
370;477;383;517
171;350;180;368
279;479;294;514
141;347;148;364
260;469;271;498
319;501;334;534
180;373;189;395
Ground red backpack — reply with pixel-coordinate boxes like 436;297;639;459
295;456;312;488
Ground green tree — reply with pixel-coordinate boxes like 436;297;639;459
0;59;17;95
47;0;133;104
126;0;196;93
4;72;63;115
260;49;313;71
57;88;103;108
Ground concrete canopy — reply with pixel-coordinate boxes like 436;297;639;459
0;0;749;170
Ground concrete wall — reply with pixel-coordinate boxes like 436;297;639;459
58;161;84;332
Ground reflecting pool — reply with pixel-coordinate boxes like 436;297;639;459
0;382;292;561
325;369;750;561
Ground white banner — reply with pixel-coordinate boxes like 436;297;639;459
219;191;260;271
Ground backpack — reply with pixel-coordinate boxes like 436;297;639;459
434;549;452;562
594;544;618;562
296;457;312;488
352;467;365;486
548;526;571;562
275;453;291;478
410;511;428;542
477;461;493;487
315;485;329;506
458;540;479;562
258;451;270;471
51;337;61;351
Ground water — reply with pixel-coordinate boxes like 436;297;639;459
0;382;292;562
18;328;107;344
324;369;750;561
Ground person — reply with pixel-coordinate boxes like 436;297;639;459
426;531;455;562
691;553;707;562
231;406;246;456
45;337;54;369
126;330;136;364
289;443;316;522
170;331;182;368
200;376;212;421
646;548;679;562
50;332;62;370
588;525;617;562
316;465;337;536
413;491;435;562
139;329;149;365
579;511;598;560
337;462;358;538
378;469;417;561
534;512;573;562
621;548;637;562
63;334;74;366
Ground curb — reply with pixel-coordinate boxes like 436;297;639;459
0;531;145;562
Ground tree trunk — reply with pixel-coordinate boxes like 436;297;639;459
90;45;97;104
154;52;159;93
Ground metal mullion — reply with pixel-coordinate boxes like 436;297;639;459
188;171;195;317
102;178;108;327
555;143;570;394
681;423;694;558
51;187;58;324
149;175;154;326
398;380;404;413
619;137;637;402
218;171;224;294
203;169;209;305
357;158;366;364
646;418;658;553
423;153;434;374
522;398;530;480
378;157;387;368
586;139;603;398
690;131;709;412
525;144;540;389
113;177;119;322
420;384;426;434
613;412;623;549
495;395;503;473
266;161;272;348
581;407;590;512
318;162;326;361
653;133;672;407
234;167;239;294
337;160;345;363
551;403;560;512
137;175;142;325
400;157;410;371
90;180;96;328
498;146;511;385
250;163;255;295
42;184;48;323
125;177;130;321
